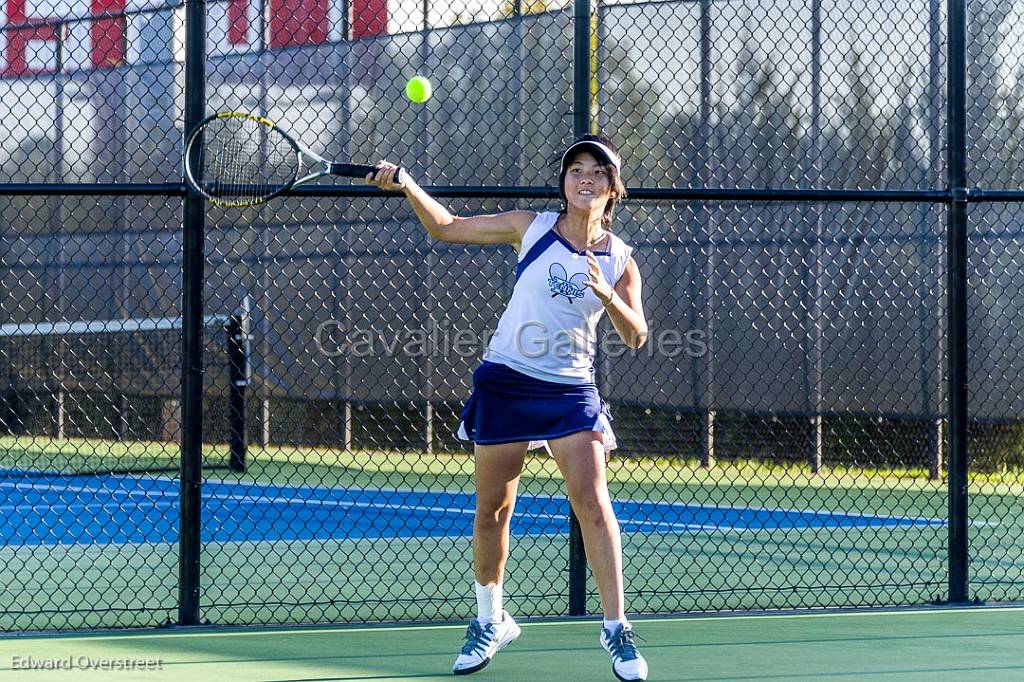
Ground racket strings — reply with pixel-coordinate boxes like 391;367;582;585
199;116;299;204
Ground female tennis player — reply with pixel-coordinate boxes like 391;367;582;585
368;134;648;682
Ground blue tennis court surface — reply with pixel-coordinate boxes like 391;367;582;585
0;474;945;546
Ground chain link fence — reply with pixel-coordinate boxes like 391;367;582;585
1;0;1022;631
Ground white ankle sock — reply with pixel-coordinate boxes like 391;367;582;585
475;581;503;623
603;618;628;632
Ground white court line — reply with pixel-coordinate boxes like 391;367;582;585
0;500;177;514
0;480;717;533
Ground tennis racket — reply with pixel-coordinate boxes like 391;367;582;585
183;111;403;207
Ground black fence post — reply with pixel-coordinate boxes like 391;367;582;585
179;0;207;626
567;0;592;618
946;0;970;604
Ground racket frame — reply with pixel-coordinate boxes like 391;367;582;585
184;111;401;207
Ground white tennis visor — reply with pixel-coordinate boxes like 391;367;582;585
560;140;622;175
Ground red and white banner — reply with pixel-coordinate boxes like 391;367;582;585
2;0;387;75
2;0;125;75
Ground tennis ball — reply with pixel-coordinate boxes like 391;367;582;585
405;76;433;103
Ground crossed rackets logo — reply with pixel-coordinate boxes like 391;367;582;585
547;263;589;303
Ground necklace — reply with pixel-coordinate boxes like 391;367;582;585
555;218;607;252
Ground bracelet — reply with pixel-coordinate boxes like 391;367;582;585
603;291;617;308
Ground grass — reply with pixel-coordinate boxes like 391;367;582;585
0;434;1022;633
5;433;1022;493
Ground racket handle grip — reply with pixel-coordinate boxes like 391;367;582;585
332;163;404;187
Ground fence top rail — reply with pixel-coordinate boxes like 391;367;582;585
0;183;990;203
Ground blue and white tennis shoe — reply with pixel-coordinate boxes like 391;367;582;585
452;610;521;675
600;623;648;681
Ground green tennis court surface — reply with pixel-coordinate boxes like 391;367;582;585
2;607;1023;681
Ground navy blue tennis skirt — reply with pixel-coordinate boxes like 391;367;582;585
456;361;617;450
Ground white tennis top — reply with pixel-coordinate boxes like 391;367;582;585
484;211;633;384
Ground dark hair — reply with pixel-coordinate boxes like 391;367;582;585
557;133;627;228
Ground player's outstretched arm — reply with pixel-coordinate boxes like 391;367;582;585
366;162;533;248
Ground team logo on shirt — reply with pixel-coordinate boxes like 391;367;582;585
548;263;589;303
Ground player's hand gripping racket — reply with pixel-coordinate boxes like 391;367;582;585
184;111;404;207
